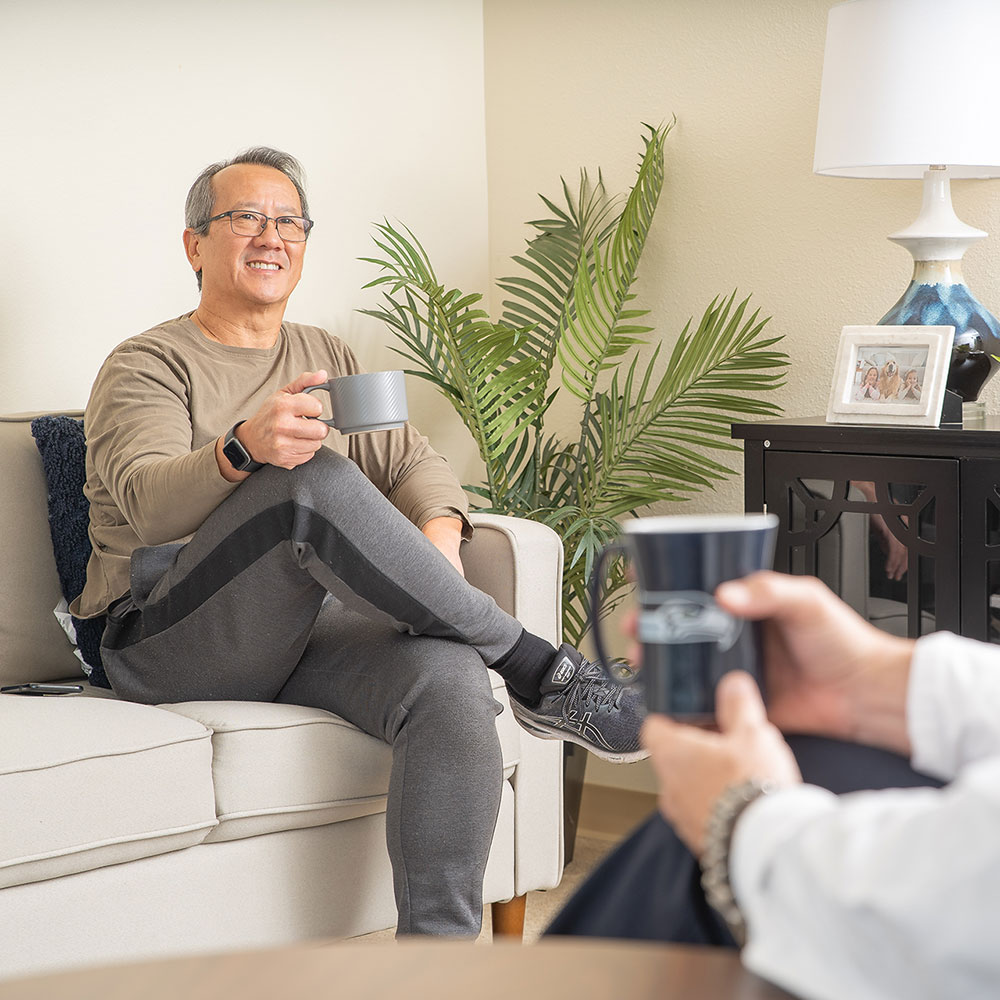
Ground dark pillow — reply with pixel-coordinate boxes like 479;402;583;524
29;416;110;688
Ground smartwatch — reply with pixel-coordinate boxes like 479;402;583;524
222;421;263;473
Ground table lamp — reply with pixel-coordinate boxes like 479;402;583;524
814;0;1000;403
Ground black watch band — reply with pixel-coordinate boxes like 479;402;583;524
222;421;263;473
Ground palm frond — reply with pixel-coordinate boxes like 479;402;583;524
360;125;788;648
556;123;669;403
576;292;787;516
361;222;545;502
497;172;618;391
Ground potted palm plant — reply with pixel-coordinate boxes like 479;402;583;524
362;123;788;647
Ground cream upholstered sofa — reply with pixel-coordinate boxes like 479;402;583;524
0;411;565;981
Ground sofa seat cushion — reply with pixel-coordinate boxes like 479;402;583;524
0;696;217;889
162;701;392;843
162;694;522;844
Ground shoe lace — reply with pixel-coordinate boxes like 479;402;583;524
564;657;625;713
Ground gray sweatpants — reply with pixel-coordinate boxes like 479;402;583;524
100;449;526;936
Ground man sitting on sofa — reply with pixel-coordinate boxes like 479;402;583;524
68;146;644;938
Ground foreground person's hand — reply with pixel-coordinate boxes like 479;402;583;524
643;671;801;856
714;572;914;755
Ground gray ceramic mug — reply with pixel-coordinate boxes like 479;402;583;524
589;513;778;721
303;370;408;434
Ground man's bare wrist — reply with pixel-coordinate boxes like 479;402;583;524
847;638;914;755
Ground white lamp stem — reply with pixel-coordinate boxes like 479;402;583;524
888;166;987;262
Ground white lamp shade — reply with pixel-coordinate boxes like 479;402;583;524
814;0;1000;178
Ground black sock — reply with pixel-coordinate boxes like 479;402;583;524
490;629;558;704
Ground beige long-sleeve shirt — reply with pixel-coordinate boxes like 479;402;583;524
71;314;470;618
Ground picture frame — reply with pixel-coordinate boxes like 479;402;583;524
826;325;955;426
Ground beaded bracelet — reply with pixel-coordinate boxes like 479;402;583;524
699;778;773;947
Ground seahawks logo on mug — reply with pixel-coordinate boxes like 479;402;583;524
638;592;742;650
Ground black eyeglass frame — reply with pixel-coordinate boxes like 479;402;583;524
201;210;315;242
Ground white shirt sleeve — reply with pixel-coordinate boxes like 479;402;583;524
729;631;1000;1000
907;631;1000;779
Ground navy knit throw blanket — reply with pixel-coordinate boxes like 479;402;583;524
30;416;111;688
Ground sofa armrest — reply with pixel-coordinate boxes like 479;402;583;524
463;513;565;894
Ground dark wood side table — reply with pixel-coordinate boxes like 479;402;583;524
732;416;1000;642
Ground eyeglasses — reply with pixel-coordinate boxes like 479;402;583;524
202;210;315;242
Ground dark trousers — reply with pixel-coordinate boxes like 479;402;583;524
545;735;942;944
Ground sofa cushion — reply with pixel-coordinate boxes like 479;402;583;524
29;415;109;688
0;414;88;686
0;695;217;889
163;695;520;844
163;702;391;843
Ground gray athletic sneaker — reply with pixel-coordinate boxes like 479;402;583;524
508;644;648;763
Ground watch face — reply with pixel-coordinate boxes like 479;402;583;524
223;437;251;470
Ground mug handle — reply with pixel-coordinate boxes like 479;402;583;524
302;384;337;427
588;541;639;688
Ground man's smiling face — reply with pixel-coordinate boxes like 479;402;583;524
185;162;307;314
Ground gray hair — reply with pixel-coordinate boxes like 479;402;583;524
184;147;311;290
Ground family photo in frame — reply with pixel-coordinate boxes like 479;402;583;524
826;325;955;426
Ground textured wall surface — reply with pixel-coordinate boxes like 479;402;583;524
483;0;1000;518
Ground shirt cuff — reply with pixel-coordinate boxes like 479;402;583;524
730;784;838;922
420;506;474;539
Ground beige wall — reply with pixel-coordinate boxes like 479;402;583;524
2;0;489;470
484;0;1000;518
483;0;1000;793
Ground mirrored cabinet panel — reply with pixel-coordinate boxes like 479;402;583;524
733;418;1000;643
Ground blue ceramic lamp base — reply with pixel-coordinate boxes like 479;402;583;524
879;264;1000;403
875;168;1000;404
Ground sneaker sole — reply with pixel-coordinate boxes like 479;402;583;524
510;701;649;765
